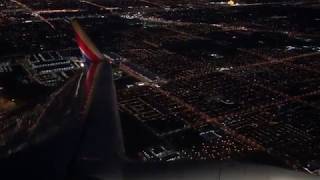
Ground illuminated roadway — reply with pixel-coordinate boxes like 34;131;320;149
9;0;56;29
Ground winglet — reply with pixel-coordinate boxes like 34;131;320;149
72;20;104;64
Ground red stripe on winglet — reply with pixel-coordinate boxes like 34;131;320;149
75;33;100;63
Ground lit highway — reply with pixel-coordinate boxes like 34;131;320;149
9;0;56;29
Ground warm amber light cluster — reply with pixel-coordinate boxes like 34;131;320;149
227;0;236;6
